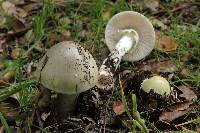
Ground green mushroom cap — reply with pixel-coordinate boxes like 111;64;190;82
141;75;171;96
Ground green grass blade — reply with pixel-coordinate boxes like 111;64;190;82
0;112;12;133
131;94;137;112
0;80;36;102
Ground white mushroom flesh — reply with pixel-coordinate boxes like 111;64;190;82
98;30;139;89
115;29;139;58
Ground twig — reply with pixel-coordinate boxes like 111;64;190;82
119;75;132;120
175;117;200;127
153;2;200;16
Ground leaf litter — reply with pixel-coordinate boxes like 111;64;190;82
155;31;178;52
112;100;125;116
0;0;199;132
177;84;197;101
159;101;193;123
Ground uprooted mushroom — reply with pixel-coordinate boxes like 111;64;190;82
97;11;156;90
34;41;98;117
139;75;173;110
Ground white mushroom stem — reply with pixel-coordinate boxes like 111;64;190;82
98;29;139;89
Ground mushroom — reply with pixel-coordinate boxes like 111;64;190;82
98;11;155;89
34;41;98;116
141;75;171;96
139;75;172;110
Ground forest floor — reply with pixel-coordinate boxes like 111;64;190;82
0;0;200;132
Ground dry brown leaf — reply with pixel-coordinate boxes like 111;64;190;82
0;126;4;133
144;0;159;12
11;48;21;59
16;7;27;18
20;29;35;44
2;71;15;82
2;1;27;18
7;27;29;37
112;100;125;116
197;127;200;132
177;85;197;101
103;9;110;21
179;68;190;79
0;62;5;70
0;16;6;27
47;32;59;47
0;98;19;117
1;1;17;16
155;32;178;52
24;29;34;41
22;3;42;13
159;101;193;123
61;30;72;40
7;19;30;37
1;1;28;28
7;29;27;37
0;39;6;53
181;53;199;65
141;58;177;74
8;0;25;5
0;80;8;86
47;32;72;47
80;30;91;39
